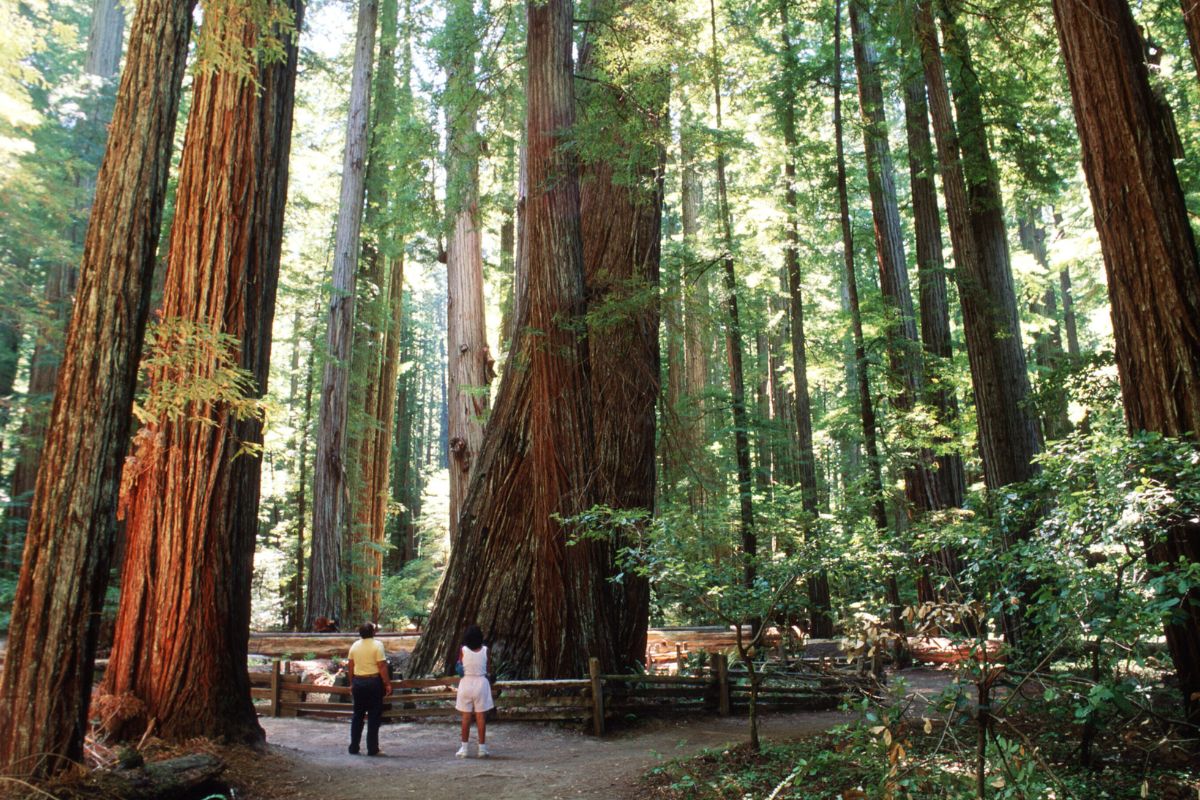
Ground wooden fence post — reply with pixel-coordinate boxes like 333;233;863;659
588;657;605;736
716;654;730;716
270;659;282;718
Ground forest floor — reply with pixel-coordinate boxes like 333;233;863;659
223;670;953;800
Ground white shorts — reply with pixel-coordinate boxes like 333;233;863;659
455;675;494;713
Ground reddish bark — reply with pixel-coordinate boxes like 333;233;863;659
104;0;300;742
1054;0;1200;726
0;0;193;775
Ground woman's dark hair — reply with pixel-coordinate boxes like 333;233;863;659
359;622;376;638
462;624;484;651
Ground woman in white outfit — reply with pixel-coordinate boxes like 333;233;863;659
455;625;494;757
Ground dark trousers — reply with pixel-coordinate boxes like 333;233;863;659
349;676;384;754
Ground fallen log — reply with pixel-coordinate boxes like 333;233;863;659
93;753;227;800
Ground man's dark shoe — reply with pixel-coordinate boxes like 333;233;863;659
349;747;361;755
367;750;383;757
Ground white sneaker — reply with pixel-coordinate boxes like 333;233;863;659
455;744;469;758
477;744;490;758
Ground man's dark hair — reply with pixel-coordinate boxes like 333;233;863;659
462;624;484;651
359;622;376;638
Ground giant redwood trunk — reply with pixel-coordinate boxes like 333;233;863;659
901;61;967;603
680;101;711;509
833;0;901;630
577;2;663;666
309;0;378;628
346;0;403;623
914;0;1040;645
443;0;492;546
1053;0;1200;728
103;0;301;742
524;0;617;676
0;0;193;776
410;0;642;678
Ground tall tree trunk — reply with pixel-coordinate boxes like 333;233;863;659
346;0;403;623
901;65;968;603
833;0;900;630
498;138;517;355
309;0;378;628
680;102;710;509
443;0;492;546
525;0;617;676
0;0;192;776
412;0;633;681
709;0;756;588
754;332;773;496
914;0;1041;645
103;0;301;741
295;328;315;630
928;0;1042;491
849;0;939;518
1053;0;1200;728
8;0;125;530
902;67;966;512
1060;265;1081;358
779;0;832;635
577;2;663;667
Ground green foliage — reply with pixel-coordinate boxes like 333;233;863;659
0;570;15;631
641;694;1197;799
193;0;297;82
134;317;265;447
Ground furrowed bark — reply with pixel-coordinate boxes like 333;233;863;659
1053;0;1200;727
104;0;301;742
0;0;193;775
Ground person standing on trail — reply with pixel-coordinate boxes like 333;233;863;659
454;625;494;758
348;622;391;756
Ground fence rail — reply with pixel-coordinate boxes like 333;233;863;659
250;654;862;735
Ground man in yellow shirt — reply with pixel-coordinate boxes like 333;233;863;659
347;622;392;755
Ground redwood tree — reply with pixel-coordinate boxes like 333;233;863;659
8;0;125;529
101;0;301;742
442;0;492;545
710;0;757;587
577;0;664;668
1053;0;1200;727
849;0;940;517
308;0;378;628
0;0;193;775
409;0;657;677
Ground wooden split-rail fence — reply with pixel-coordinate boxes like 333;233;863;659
249;654;862;736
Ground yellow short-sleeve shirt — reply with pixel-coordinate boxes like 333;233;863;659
348;638;387;677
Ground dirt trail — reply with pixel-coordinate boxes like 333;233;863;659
235;668;953;799
244;709;851;800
